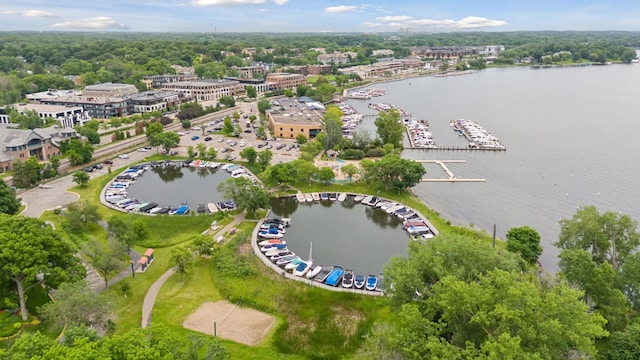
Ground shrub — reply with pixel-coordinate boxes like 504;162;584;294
366;147;385;157
341;149;365;160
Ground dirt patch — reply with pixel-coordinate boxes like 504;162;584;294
183;300;276;346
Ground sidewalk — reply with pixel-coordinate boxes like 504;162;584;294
141;212;249;328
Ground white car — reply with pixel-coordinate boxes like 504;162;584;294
118;154;129;159
192;126;201;130
137;148;148;152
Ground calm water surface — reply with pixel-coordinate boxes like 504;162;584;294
126;166;231;209
349;64;640;271
270;196;410;275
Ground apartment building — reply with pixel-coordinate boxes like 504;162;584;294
265;73;307;90
0;124;77;172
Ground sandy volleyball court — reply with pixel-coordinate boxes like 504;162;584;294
183;301;276;346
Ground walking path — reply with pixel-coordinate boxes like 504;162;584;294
141;212;248;328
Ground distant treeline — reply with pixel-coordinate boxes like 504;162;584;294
0;31;637;105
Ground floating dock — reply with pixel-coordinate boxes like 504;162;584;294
416;160;486;183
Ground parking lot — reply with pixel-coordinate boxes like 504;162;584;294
169;118;301;163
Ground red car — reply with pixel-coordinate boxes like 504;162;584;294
103;160;114;165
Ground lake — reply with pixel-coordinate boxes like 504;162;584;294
348;64;640;271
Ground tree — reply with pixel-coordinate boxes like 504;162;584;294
222;116;234;135
4;331;56;360
82;239;126;289
206;147;218;160
267;162;297;187
72;170;90;188
505;226;543;264
187;145;196;158
317;166;335;185
246;85;257;99
217;176;271;216
232;111;240;120
196;143;207;159
192;235;217;258
341;164;359;180
64;138;94;166
0;179;20;215
257;99;271;114
132;219;149;242
171;247;192;278
296;134;307;144
77;126;100;145
146;122;163;140
39;280;113;329
364;154;426;192
107;216;136;250
323;105;343;150
11;156;43;188
0;215;85;320
239;147;258;165
374;109;405;149
557;205;640;272
352;127;372;149
155;131;181;153
219;95;235;108
64;200;102;232
605;321;640;360
257;149;273;169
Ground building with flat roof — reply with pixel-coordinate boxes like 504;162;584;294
160;79;241;102
265;73;307;91
141;73;198;90
0;103;90;128
223;78;274;96
266;98;324;140
26;89;82;102
38;96;132;119
0;124;77;172
83;83;139;97
126;91;184;113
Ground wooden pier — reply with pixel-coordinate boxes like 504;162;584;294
416;160;486;183
406;145;506;151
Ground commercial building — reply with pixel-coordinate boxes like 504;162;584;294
266;98;324;140
224;78;273;96
0;103;90;128
265;73;307;91
317;52;358;65
126;91;184;113
0;124;77;172
39;96;132;119
83;83;139;97
232;66;266;78
160;79;242;102
141;73;198;90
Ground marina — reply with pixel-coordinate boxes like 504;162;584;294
415;160;487;182
254;193;439;294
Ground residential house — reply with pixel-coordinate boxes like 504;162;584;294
0;124;77;172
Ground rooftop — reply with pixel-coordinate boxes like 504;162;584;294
1;103;83;114
84;82;137;90
268;98;324;126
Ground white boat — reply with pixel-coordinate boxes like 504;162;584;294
296;192;306;202
380;202;397;211
285;258;304;270
258;231;284;239
293;260;313;277
304;193;313;202
385;204;404;214
306;265;323;279
207;202;218;213
312;193;320;201
353;195;365;202
361;195;372;205
265;248;290;257
258;239;286;247
337;193;347;201
261;243;287;252
275;255;298;266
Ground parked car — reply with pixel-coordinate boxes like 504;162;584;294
276;143;286;150
118;154;129;159
191;135;200;140
103;160;114;165
93;164;103;170
83;167;94;172
204;136;212;141
143;146;152;150
137;148;148;152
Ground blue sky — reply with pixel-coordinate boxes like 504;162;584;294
1;1;639;33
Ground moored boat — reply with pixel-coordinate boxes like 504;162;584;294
275;255;299;266
261;243;287;252
328;193;338;201
354;274;366;289
175;203;190;215
285;258;304;271
296;192;306;202
314;266;334;282
258;230;284;239
320;193;329;200
366;274;378;291
265;217;292;227
353;195;365;202
306;265;323;279
265;249;290;257
312;193;320;201
207;202;219;213
337;193;347;201
325;266;344;287
342;269;354;288
293;260;313;277
270;251;294;261
258;239;286;246
304;193;313;202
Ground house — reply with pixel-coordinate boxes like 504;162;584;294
0;124;77;172
0;103;91;128
266;98;323;140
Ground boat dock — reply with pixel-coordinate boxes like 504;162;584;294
416;160;486;183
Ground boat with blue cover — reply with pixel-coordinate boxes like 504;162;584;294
176;203;190;215
354;274;366;289
325;266;344;287
366;275;378;291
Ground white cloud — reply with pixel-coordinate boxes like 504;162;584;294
272;0;289;4
405;16;508;29
325;5;358;14
361;21;382;27
376;15;412;22
1;10;18;15
23;9;57;18
52;16;130;30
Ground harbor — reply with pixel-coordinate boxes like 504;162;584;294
416;160;487;182
258;193;439;293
